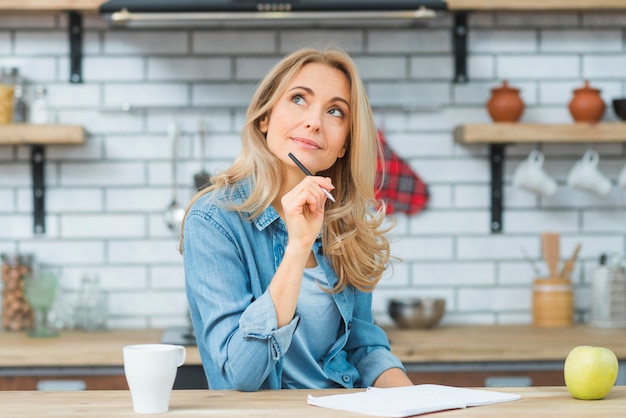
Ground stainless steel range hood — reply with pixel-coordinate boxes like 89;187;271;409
99;0;448;28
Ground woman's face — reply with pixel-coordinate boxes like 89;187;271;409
260;62;351;175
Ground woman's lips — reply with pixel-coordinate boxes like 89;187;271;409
292;137;320;150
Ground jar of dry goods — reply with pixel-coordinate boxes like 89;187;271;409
0;67;19;124
1;253;34;331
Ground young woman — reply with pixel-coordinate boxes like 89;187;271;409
180;46;412;391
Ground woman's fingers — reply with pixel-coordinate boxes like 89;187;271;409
281;177;330;243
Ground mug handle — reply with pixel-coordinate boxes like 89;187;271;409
175;345;186;367
584;149;599;166
529;150;544;166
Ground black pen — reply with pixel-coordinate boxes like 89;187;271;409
288;152;336;203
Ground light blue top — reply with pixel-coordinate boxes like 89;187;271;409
281;265;342;389
182;178;404;391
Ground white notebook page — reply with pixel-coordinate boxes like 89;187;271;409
307;384;521;417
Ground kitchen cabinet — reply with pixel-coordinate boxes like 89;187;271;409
406;368;564;387
0;368;208;391
2;325;624;390
386;324;626;387
0;329;205;390
0;374;128;391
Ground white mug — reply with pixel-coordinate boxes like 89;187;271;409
567;150;612;197
512;150;557;197
123;344;186;414
618;164;626;189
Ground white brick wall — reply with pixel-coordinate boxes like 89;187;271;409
1;10;625;329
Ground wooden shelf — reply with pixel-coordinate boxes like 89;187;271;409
0;0;104;11
447;0;626;10
0;124;85;145
455;122;626;144
0;124;85;235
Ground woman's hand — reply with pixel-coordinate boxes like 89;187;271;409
373;368;414;388
281;176;333;249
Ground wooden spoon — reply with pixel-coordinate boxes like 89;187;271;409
541;232;560;278
560;243;582;280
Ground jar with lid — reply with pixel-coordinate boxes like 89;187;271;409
0;67;19;124
486;80;525;122
1;253;34;331
29;85;49;124
12;83;28;123
75;273;108;332
568;80;606;123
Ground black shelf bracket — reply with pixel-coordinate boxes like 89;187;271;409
68;11;83;83
31;145;46;235
489;144;505;233
453;12;468;83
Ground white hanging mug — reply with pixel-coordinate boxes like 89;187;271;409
567;150;612;197
512;150;557;197
618;164;626;189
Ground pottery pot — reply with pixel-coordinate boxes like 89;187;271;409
486;80;525;122
568;80;605;123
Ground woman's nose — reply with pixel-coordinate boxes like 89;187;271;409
304;111;322;131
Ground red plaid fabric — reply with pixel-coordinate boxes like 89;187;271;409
375;131;429;215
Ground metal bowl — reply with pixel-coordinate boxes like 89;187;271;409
388;298;446;329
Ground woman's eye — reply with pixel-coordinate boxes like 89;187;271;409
329;107;345;118
292;94;305;105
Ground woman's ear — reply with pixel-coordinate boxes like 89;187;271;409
259;116;268;133
337;136;348;158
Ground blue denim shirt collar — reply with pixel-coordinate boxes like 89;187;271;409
232;179;281;232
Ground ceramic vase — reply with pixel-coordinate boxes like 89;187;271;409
568;80;605;123
486;80;525;122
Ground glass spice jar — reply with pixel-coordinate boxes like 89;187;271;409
0;67;19;124
1;253;35;331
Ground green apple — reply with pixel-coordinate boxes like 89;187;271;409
564;345;619;400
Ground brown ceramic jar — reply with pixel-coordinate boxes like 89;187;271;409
486;80;525;122
568;80;605;123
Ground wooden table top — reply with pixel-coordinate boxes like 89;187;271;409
2;325;626;368
1;386;625;417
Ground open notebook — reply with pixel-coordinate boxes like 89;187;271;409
307;384;521;417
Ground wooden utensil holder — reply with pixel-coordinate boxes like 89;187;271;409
532;277;573;327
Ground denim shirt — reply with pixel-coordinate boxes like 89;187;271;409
182;178;404;391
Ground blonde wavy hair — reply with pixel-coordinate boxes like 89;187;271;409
180;46;390;293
